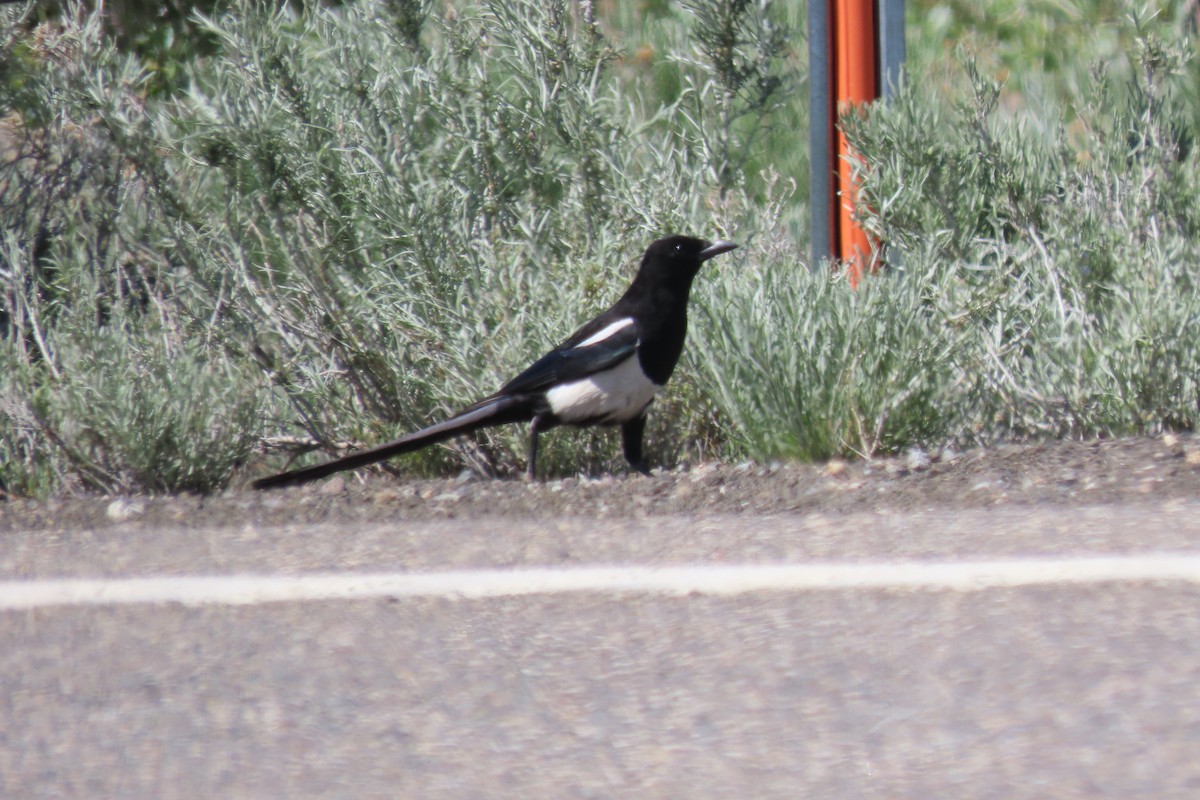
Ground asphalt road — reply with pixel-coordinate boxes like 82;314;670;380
3;504;1200;798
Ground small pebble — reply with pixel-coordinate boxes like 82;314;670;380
906;447;931;472
317;476;346;495
106;497;145;522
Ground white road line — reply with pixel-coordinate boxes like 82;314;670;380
2;554;1200;610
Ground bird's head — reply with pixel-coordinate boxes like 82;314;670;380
638;235;738;286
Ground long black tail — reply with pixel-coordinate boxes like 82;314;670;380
252;396;530;490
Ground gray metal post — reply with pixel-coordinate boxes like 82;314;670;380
879;0;906;98
807;0;833;269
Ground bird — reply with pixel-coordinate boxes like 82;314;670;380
252;235;738;490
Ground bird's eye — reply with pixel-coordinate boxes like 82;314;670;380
673;244;683;256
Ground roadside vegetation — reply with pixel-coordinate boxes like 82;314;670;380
2;0;1198;495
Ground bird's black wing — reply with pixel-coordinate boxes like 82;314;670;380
497;320;640;397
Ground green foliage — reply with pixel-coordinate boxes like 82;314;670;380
694;179;960;460
857;12;1200;436
697;9;1200;459
0;10;264;495
0;0;792;494
149;0;776;477
5;329;264;494
4;0;1200;496
679;0;797;192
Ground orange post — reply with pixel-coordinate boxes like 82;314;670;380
833;0;877;287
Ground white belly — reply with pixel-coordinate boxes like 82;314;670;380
545;356;659;424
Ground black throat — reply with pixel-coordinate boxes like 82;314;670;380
613;267;699;386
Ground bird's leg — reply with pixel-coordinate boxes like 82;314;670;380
621;414;651;475
526;415;546;481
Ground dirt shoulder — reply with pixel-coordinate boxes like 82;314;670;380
3;434;1199;535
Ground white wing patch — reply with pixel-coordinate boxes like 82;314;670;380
575;317;635;348
546;355;658;424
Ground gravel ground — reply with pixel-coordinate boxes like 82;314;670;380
4;433;1199;534
5;433;1200;800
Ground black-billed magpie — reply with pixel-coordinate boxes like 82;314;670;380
252;235;737;489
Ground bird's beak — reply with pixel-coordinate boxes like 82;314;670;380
699;240;738;261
